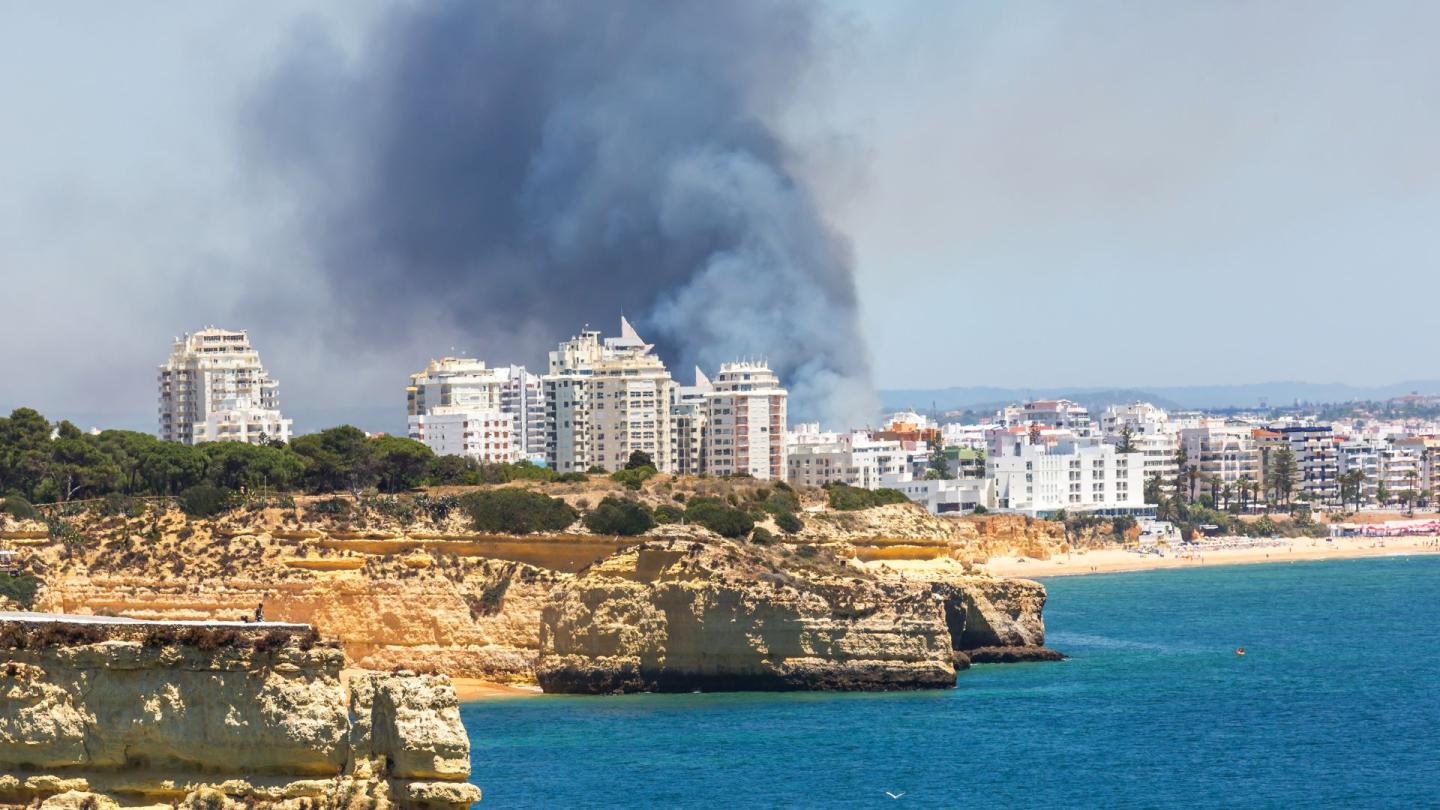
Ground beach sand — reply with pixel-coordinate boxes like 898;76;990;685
979;536;1440;578
451;678;544;701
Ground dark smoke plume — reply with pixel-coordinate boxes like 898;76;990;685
248;0;876;426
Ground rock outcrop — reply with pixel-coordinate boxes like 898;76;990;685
0;617;480;809
13;493;1062;691
536;538;1058;694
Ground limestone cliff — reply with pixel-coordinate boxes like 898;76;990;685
536;539;1058;694
0;617;480;809
10;493;1061;690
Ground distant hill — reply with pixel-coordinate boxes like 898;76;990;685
880;381;1440;414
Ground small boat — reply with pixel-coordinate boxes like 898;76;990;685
1235;647;1246;656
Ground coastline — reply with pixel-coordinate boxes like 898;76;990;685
979;536;1440;578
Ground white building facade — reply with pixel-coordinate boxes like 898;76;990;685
544;318;677;473
703;362;787;480
988;431;1148;517
157;327;292;446
406;357;544;464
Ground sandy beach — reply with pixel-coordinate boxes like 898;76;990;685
979;536;1440;578
451;678;544;700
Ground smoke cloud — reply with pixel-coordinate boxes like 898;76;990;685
246;0;876;427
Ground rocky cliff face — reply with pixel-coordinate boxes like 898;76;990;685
8;496;1061;692
536;539;1057;694
0;619;480;809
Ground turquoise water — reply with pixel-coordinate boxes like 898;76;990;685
462;556;1440;807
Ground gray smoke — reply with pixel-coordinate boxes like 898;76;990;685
247;0;876;426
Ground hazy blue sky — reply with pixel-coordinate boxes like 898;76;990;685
2;2;1438;429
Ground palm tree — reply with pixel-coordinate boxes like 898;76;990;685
1221;483;1234;512
1236;475;1255;514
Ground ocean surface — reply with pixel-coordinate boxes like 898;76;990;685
461;556;1440;808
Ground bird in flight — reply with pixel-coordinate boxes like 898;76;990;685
885;791;906;800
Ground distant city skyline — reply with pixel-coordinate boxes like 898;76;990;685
4;3;1440;429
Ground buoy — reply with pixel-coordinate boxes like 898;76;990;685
1235;647;1246;656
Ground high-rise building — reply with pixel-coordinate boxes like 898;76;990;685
544;317;676;473
406;358;544;463
670;368;711;476
703;361;787;480
157;327;292;446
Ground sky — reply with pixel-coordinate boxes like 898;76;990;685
2;2;1438;432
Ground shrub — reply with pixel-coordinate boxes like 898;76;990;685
0;495;37;521
684;497;754;538
774;511;804;534
653;504;686;524
556;472;590;483
460;490;577;535
0;574;40;610
610;466;657;491
971;505;989;515
823;483;909;511
750;526;774;545
582;496;657;536
308;497;352;517
178;485;236;518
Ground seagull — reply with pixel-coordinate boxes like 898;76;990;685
885;791;906;800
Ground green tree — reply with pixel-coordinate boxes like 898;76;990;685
683;496;754;538
625;450;655;471
1172;444;1190;502
0;408;54;499
582;496;656;536
774;511;804;534
369;436;435;493
43;428;120;502
1268;446;1297;506
1144;474;1165;506
1376;480;1390;506
291;426;376;495
460;489;577;534
927;443;951;480
1115;426;1138;454
202;441;304;494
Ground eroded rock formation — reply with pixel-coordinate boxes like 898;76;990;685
536;538;1059;694
0;618;480;809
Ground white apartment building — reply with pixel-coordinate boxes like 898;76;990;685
1102;403;1180;492
409;410;515;462
406;358;544;463
157;327;292;446
670;368;710;476
703;361;787;480
998;399;1094;437
1337;440;1383;504
1271;425;1339;504
1178;421;1262;499
988;431;1148;517
880;473;994;515
940;422;990;450
545;318;676;473
786;432;918;490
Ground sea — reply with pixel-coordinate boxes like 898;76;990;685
461;555;1440;808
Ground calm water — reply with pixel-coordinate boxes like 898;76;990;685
462;556;1440;808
